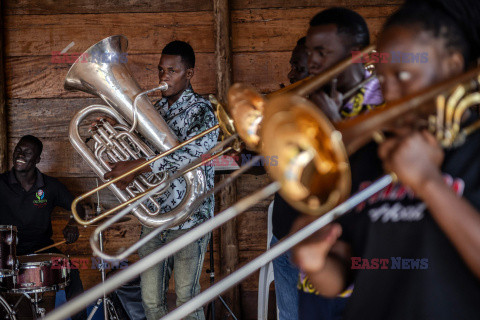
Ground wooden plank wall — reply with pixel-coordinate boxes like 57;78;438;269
2;0;401;318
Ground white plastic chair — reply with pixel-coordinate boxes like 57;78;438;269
257;200;279;320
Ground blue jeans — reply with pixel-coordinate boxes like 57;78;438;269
138;227;210;320
298;290;348;320
271;235;299;320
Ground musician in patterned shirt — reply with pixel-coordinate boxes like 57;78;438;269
105;41;219;320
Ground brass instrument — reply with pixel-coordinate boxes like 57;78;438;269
68;36;248;229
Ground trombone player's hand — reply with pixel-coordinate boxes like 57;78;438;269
104;158;149;190
378;129;444;197
309;79;343;122
291;217;342;273
291;217;349;297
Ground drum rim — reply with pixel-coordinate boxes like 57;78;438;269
8;284;58;294
3;276;71;294
18;253;68;265
0;225;17;232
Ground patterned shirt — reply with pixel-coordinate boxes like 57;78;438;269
340;69;384;118
147;87;219;230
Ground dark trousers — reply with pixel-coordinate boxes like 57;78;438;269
47;248;87;320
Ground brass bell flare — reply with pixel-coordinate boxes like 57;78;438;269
261;94;351;215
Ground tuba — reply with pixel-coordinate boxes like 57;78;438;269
66;35;206;228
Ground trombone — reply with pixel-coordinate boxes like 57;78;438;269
161;64;480;320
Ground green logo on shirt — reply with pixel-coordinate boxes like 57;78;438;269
33;189;47;207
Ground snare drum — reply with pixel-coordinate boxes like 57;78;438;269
0;226;17;278
1;253;70;293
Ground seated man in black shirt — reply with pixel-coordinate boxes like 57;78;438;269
0;135;87;320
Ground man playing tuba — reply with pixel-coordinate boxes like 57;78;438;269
105;41;219;320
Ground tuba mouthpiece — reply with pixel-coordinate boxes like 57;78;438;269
159;82;169;91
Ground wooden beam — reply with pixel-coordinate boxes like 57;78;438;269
4;0;212;15
214;0;241;318
218;178;241;319
0;1;8;172
5;54;217;99
214;1;233;103
4;0;403;15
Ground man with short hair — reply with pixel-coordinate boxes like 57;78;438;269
0;135;87;320
105;41;219;320
288;37;309;84
272;8;383;320
306;7;383;121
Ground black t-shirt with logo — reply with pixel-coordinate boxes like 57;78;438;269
338;131;480;320
0;169;73;255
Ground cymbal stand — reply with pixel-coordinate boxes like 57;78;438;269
87;179;118;320
205;232;237;320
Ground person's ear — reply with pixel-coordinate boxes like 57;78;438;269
443;51;464;77
35;156;41;164
186;68;194;80
349;45;362;53
346;44;362;59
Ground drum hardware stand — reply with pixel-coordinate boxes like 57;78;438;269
23;292;46;319
205;232;238;320
87;179;119;320
3;290;46;319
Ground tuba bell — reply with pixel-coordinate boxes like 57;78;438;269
66;35;206;228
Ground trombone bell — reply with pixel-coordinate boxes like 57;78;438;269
262;94;351;215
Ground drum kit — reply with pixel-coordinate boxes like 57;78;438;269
0;226;71;319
